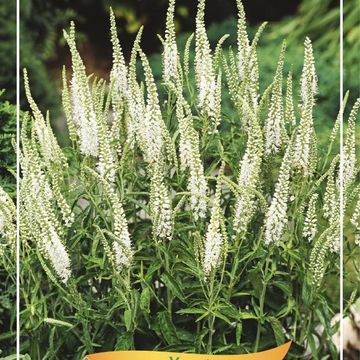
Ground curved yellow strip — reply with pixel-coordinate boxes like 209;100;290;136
84;341;291;360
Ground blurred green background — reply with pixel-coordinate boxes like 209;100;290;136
0;1;358;108
11;0;357;117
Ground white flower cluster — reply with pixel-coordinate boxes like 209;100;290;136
323;157;340;253
139;49;174;240
24;69;68;176
64;23;99;157
345;98;360;246
264;142;292;246
195;0;221;132
309;226;334;287
110;16;175;242
235;0;263;120
343;98;360;189
0;186;16;256
351;196;360;244
110;9;128;109
236;0;250;81
202;165;226;277
63;23;116;183
109;8;128;155
264;41;287;155
24;75;74;226
21;115;72;284
176;92;208;220
233;104;263;236
293;38;317;176
108;191;133;269
163;0;178;83
303;193;318;242
125;29;146;148
150;160;173;242
300;38;317;103
285;71;297;126
20;0;355;290
87;167;133;269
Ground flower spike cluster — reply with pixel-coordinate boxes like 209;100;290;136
236;0;250;80
233;102;263;236
303;193;318;242
264;141;293;246
235;0;265;122
0;186;16;256
149;159;173;242
19;0;355;312
195;0;221;132
86;167;133;269
309;226;334;287
110;7;128;150
118;29;175;242
24;69;67;174
293;38;317;176
176;89;208;220
63;22;99;157
125;27;145;148
202;164;227;277
323;157;340;252
285;70;297;126
23;79;74;227
163;0;178;82
343;98;360;190
21;116;72;284
351;195;360;239
64;23;117;183
264;41;287;155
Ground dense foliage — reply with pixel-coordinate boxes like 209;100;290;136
19;1;359;360
0;93;16;357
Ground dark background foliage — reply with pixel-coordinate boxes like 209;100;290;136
13;0;357;113
14;0;359;157
0;98;16;357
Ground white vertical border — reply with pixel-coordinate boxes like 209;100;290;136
339;0;344;358
16;0;20;357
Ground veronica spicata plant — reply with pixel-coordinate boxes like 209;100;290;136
20;0;359;359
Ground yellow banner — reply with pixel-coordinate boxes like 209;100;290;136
84;341;291;360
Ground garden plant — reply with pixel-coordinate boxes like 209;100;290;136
19;0;359;359
0;93;17;357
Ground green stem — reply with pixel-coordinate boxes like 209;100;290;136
206;272;216;354
207;315;215;354
164;242;173;318
254;256;271;352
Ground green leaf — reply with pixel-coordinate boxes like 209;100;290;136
145;260;162;281
239;312;257;320
301;275;312;306
124;309;132;331
307;333;319;360
195;328;208;353
176;308;206;315
140;287;150;313
268;316;285;346
156;311;178;345
248;269;262;298
271;280;291;296
236;321;242;346
161;271;186;302
211;310;232;325
43;318;73;328
115;332;133;350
